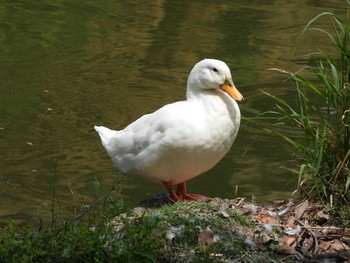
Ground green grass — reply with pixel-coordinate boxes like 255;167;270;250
0;198;292;263
263;3;350;218
0;218;166;262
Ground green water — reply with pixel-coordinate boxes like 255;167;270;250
0;0;346;225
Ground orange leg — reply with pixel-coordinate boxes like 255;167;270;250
176;182;211;201
163;181;211;202
163;181;179;202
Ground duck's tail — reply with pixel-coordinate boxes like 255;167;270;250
94;125;118;148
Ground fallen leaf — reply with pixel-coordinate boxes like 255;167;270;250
266;211;278;217
319;241;331;252
321;226;339;235
277;206;291;217
133;207;146;216
294;200;308;219
198;226;214;249
253;214;276;224
244;233;257;249
300;235;313;252
171;225;185;237
317;210;330;220
261;223;273;233
218;210;229;218
283;235;297;246
165;229;176;246
284;225;302;236
259;233;273;245
330;240;348;251
277;245;298;255
242;204;257;214
286;217;295;227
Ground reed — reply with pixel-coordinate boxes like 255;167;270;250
263;4;350;212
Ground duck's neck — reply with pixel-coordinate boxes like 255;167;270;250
186;86;234;107
186;86;241;126
186;87;214;100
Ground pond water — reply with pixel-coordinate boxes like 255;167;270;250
0;0;347;225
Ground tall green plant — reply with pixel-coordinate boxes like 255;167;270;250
264;6;350;208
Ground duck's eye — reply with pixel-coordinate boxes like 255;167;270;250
212;68;218;72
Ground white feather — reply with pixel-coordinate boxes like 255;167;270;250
95;59;242;185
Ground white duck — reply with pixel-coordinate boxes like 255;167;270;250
95;59;243;201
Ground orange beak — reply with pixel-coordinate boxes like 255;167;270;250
220;79;244;101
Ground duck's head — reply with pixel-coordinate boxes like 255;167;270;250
187;59;244;101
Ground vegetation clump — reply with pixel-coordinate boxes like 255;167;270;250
264;3;350;220
0;198;258;263
1;196;349;262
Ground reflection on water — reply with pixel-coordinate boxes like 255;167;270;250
0;0;346;225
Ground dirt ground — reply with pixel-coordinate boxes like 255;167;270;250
137;194;350;262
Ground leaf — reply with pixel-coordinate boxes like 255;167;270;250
286;217;295;227
346;174;350;192
322;240;350;251
165;230;176;246
319;241;331;252
218;210;229;218
294;200;309;219
253;214;276;224
298;12;337;46
284;225;302;236
198;226;214;249
276;245;298;255
317;210;330;220
292;74;324;96
283;235;298;246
